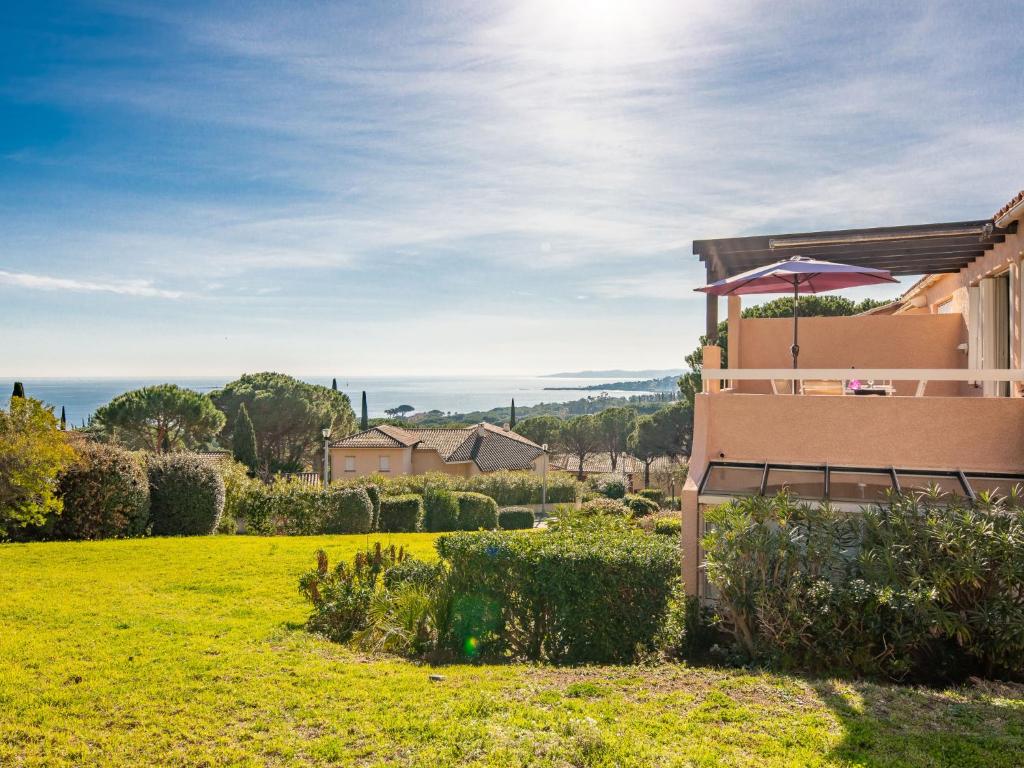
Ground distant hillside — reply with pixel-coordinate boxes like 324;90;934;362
544;375;678;392
544;368;683;379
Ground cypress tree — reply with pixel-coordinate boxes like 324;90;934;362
11;382;25;398
360;391;369;431
60;406;67;430
331;378;338;391
510;398;516;428
232;403;259;473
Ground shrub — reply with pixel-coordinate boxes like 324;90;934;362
237;481;372;535
299;543;410;642
363;485;381;530
437;528;679;663
591;474;626;500
423;488;460;532
379;494;424;532
383;557;445;591
335;470;579;507
579;497;629;517
147;453;225;536
637;488;665;506
623;494;659;517
213;457;256;534
652;515;681;537
453;491;498;530
322;487;374;534
53;442;149;540
498;507;535;530
703;492;1024;682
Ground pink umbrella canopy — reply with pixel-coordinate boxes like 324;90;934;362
695;256;899;382
695;256;898;296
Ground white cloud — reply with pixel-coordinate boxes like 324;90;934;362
0;270;184;299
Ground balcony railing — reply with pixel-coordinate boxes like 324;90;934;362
701;368;1024;397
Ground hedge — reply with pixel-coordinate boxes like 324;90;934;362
637;488;665;506
591;474;627;500
363;485;381;531
453;491;498;531
623;494;659;517
704;492;1024;682
498;507;535;530
652;515;681;537
147;453;225;536
437;529;679;663
54;442;150;540
239;481;372;535
334;470;578;507
379;494;424;532
424;488;460;532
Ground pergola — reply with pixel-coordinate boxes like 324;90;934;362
692;219;1017;340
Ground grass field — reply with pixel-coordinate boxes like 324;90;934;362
2;534;1023;767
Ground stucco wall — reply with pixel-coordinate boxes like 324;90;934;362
330;446;411;480
732;314;967;396
411;449;473;477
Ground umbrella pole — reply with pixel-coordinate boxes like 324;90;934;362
791;283;800;394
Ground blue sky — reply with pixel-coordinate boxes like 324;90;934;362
2;1;1023;377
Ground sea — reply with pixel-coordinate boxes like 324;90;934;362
13;375;664;428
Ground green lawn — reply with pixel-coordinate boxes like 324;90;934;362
2;535;1023;767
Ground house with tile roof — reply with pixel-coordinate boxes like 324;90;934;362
328;422;548;480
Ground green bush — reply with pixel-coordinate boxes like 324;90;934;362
423;488;460;532
333;470;579;507
363;485;381;530
453;491;498;531
322;487;374;534
379;494;424;532
591;474;626;500
437;529;679;663
212;457;256;534
53;442;149;540
623;494;659;517
147;453;225;536
238;481;372;535
299;543;410;642
498;507;535;530
637;488;665;506
652;515;681;537
579;497;629;516
382;557;445;591
703;492;1024;682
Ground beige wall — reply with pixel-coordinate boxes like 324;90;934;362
732;314;966;396
330;446;412;481
411;449;473;477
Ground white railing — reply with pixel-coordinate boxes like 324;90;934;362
701;368;1024;397
702;368;1024;382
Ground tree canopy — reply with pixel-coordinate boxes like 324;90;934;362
384;405;414;418
629;402;693;485
93;384;225;453
555;414;602;480
231;403;258;474
212;372;355;474
596;406;637;471
0;397;76;538
679;295;893;406
513;415;562;448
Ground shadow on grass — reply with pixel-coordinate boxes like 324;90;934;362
813;677;1024;768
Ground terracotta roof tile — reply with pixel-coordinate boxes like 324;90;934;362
994;189;1024;222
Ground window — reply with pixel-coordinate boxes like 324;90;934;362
895;472;967;498
378;455;390;472
344;456;356;472
828;470;894;503
701;464;764;496
964;474;1024;499
763;467;825;499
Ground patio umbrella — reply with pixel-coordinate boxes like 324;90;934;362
695;256;898;389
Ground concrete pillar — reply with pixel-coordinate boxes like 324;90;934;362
727;295;742;371
703;345;721;394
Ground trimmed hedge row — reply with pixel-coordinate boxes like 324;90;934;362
335;470;579;506
453;491;498;531
498;507;535;530
241;481;373;535
424;489;460;532
437;529;679;663
379;494;424;532
148;453;225;536
54;442;150;540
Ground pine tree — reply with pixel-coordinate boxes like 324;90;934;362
11;382;25;398
510;398;516;428
331;378;338;391
360;391;369;431
60;406;67;430
232;403;259;473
